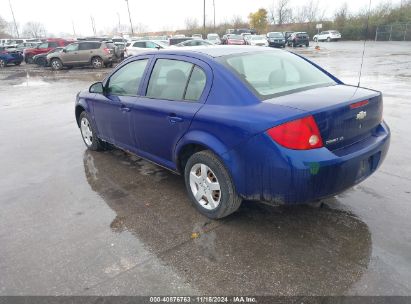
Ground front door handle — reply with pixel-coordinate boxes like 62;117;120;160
167;114;183;124
120;105;131;112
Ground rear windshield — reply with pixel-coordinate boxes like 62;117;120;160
268;33;283;38
229;35;243;40
219;51;336;99
251;36;265;40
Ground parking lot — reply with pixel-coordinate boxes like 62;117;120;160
0;41;410;296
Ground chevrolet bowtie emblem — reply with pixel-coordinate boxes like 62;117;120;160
356;111;367;120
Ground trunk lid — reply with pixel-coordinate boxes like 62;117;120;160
265;84;383;151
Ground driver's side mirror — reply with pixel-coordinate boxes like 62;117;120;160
62;49;67;53
89;82;104;94
156;45;161;50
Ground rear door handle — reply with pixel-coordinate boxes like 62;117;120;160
167;114;183;124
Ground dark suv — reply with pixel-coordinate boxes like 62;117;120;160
287;32;310;47
47;41;114;70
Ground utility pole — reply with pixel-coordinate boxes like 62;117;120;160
72;20;76;37
117;12;121;33
203;0;206;36
213;0;215;29
90;16;96;36
125;0;134;36
8;0;19;38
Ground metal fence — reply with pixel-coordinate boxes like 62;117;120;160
375;23;411;41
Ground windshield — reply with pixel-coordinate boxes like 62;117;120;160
229;35;243;40
207;35;218;40
154;41;168;48
219;51;336;99
268;32;283;38
251;36;265;40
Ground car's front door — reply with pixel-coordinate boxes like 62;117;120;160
91;57;151;151
128;55;211;168
62;43;79;64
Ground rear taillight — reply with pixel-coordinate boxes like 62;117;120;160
266;115;323;150
103;48;110;54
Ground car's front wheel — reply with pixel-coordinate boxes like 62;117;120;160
50;58;63;70
314;37;318;42
184;150;242;219
327;37;331;42
0;59;5;68
79;112;104;151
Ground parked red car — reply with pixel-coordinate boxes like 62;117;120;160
225;34;245;45
24;39;71;63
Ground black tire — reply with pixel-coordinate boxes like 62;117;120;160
35;57;46;67
78;111;105;151
50;58;63;70
327;37;331;42
14;61;21;66
91;56;104;69
184;150;242;219
306;42;309;47
314;37;317;42
25;55;34;64
0;59;5;68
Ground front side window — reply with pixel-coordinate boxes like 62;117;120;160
65;44;78;52
38;43;48;48
220;51;336;99
108;59;148;96
146;59;196;101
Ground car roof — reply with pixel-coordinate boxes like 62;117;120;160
143;45;279;58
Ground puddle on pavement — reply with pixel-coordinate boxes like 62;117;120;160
82;149;372;295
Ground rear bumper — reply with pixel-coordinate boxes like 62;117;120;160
225;121;390;204
268;42;285;47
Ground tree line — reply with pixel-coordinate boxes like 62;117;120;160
1;0;411;40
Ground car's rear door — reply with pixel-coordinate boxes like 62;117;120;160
128;55;212;168
91;56;152;151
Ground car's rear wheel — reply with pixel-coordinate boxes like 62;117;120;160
25;55;34;64
79;111;104;151
327;37;331;42
314;37;317;42
14;61;21;66
50;58;63;70
91;57;103;69
0;59;5;68
184;150;242;219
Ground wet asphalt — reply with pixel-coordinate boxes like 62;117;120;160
0;41;410;296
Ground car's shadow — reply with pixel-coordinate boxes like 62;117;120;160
83;149;371;295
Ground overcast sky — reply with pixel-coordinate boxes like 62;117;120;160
2;0;401;36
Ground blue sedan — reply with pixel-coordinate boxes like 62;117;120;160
0;50;23;68
75;46;390;219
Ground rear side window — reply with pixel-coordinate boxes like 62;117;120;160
133;42;145;48
108;59;149;96
146;59;192;100
48;42;58;48
185;67;206;101
79;42;101;50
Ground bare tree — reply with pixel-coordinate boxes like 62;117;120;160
293;0;324;23
334;2;348;28
274;0;293;25
22;21;45;38
231;15;247;28
184;17;199;31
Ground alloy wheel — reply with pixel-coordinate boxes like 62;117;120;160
189;163;221;210
0;59;5;68
80;117;93;146
51;60;61;70
92;58;103;68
